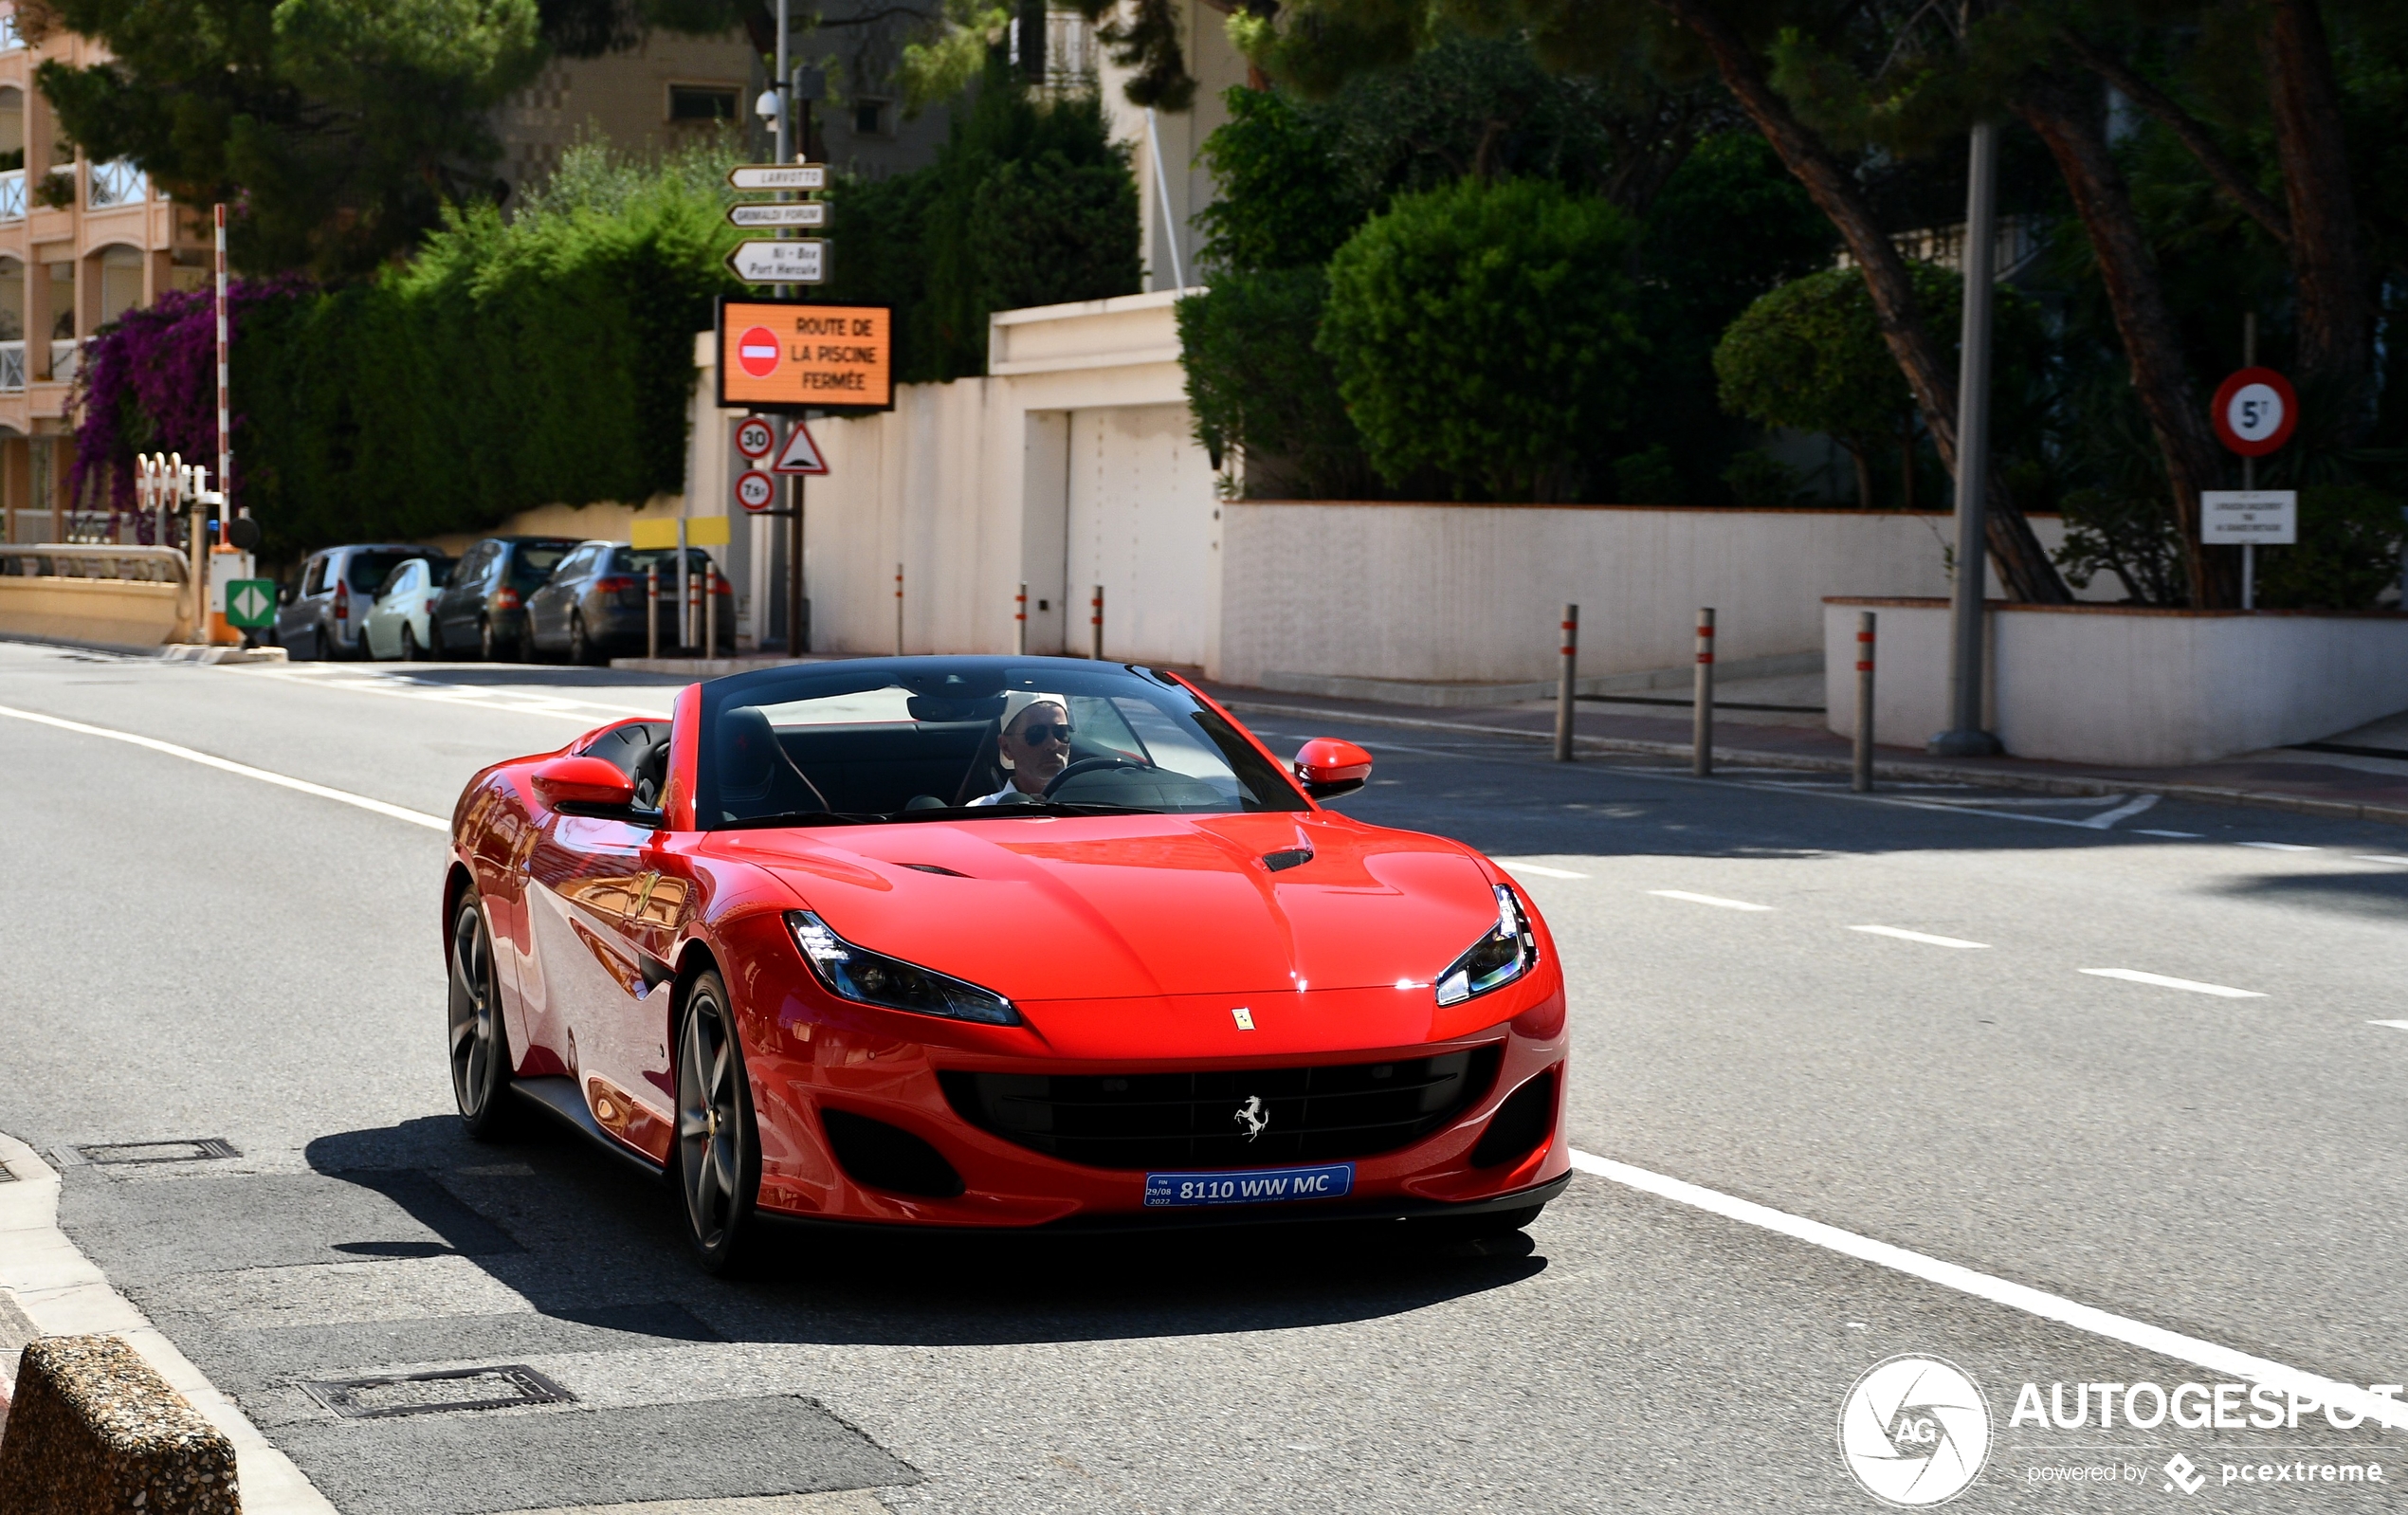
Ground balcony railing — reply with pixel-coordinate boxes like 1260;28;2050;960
0;170;22;224
0;341;24;392
0;11;22;50
49;338;78;385
88;159;146;210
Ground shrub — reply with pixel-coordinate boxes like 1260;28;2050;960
1317;176;1645;502
2253;484;2408;610
1177;267;1377;499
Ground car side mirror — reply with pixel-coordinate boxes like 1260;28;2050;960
277;584;293;606
1294;738;1373;799
530;754;638;814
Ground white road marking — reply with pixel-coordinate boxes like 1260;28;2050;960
2368;1021;2408;1032
245;665;670;722
2079;968;2264;999
0;703;448;831
1848;925;1990;950
1495;861;1589;880
2353;855;2408;867
2134;829;2205;839
2084;793;2162;828
2237;841;2319;852
1566;1148;2408;1431
1647;889;1773;912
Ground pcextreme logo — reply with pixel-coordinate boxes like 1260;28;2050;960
1838;1355;1994;1507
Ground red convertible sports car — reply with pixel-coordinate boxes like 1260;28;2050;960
444;656;1570;1269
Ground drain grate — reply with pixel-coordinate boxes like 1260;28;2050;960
73;1138;241;1166
302;1364;575;1420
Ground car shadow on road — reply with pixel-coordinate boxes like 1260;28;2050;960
302;1116;1548;1351
2208;869;2408;922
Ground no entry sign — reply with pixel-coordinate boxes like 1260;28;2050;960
735;329;781;380
2210;367;2298;457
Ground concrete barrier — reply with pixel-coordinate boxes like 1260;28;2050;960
0;1335;239;1514
0;546;192;648
1824;596;2408;765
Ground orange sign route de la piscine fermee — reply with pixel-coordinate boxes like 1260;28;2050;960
718;300;894;413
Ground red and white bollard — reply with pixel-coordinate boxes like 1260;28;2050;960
1692;607;1716;777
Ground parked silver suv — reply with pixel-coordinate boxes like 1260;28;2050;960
276;544;434;660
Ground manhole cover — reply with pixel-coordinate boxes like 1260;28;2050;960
302;1364;574;1420
73;1138;241;1165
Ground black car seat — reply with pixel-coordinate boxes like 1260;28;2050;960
718;705;833;819
949;718;1008;806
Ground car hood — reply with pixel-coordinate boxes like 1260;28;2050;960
706;812;1503;1001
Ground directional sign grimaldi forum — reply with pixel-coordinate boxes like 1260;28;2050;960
716;297;894;414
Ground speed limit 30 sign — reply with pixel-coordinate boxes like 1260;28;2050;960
734;469;776;513
733;416;775;460
2211;366;2298;457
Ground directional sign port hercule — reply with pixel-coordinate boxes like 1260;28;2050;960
225;578;276;629
728;202;829;228
726;240;827;285
727;163;828;192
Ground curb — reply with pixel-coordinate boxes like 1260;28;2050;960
0;1335;238;1513
1216;699;2408;831
160;645;287;666
0;1134;335;1514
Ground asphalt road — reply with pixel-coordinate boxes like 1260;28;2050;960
4;638;2406;1513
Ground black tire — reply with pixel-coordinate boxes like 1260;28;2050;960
478;617;498;662
428;619;448;659
674;969;764;1274
512;621;538;665
401;624;426;662
568;612;595;666
448;897;518;1139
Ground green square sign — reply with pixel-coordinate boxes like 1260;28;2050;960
225;578;277;629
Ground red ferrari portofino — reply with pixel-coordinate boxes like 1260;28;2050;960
444;657;1570;1269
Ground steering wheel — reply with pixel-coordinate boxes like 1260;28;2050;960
1043;757;1152;798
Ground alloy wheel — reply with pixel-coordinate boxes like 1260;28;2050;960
676;977;755;1263
448;900;498;1122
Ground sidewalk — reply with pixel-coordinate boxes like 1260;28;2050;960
1200;676;2408;829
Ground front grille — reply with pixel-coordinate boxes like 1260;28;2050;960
939;1046;1502;1171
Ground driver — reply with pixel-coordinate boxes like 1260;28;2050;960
967;695;1073;805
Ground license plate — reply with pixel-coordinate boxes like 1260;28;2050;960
1143;1161;1355;1208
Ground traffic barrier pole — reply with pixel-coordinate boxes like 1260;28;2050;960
685;561;701;657
704;559;718;662
647;567;659;660
1692;607;1715;777
894;562;904;656
1554;603;1578;762
1090;584;1104;661
1015;582;1028;655
1853;611;1876;794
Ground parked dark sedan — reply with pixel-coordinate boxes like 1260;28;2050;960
526;542;733;664
429;536;579;661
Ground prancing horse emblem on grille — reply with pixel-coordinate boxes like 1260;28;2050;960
1232;1095;1269;1141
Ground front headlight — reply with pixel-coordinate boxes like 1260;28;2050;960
1434;885;1537;1006
785;910;1020;1026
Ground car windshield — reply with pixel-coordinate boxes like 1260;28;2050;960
697;658;1306;828
347;551;416;592
508;544;575;587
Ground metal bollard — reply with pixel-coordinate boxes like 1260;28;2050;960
685;565;701;655
1555;603;1578;761
894;562;904;656
1852;611;1876;793
646;567;659;661
1091;584;1104;661
1692;607;1715;777
1015;582;1028;655
704;560;718;664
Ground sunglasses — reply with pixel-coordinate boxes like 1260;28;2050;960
1016;722;1075;744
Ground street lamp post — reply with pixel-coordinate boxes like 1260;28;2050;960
1929;119;2004;758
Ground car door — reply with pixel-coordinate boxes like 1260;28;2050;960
527;546;583;650
279;556;325;651
362;562;403;659
437;542;490;648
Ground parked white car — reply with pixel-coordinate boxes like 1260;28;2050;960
363;557;451;661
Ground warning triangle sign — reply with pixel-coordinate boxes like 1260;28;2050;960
773;422;829;475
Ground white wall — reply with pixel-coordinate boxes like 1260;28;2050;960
1098;5;1250;293
1824;598;2408;765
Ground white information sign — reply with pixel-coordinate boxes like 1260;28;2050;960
2200;490;2298;544
725;240;827;284
728;164;828;192
727;202;829;228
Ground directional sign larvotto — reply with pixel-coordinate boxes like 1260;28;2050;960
225;578;276;629
727;163;828;192
728;202;829;228
716;297;894;414
726;240;827;285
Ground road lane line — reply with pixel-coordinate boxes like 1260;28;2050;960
2079;968;2264;998
2237;841;2319;852
1565;1148;2408;1431
2369;1021;2408;1032
2082;793;2161;829
0;703;447;831
1848;925;1990;950
1645;889;1773;912
2134;829;2205;839
2353;855;2408;866
1495;861;1589;880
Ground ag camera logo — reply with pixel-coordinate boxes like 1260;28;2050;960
1838;1355;1993;1506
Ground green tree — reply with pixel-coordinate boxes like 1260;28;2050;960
1178;266;1376;499
1318;176;1645;501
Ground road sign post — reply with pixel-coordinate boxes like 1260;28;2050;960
2210;329;2298;610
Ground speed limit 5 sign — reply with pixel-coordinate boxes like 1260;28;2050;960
2210;366;2297;457
734;469;776;512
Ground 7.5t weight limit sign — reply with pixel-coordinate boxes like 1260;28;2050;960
734;469;776;513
